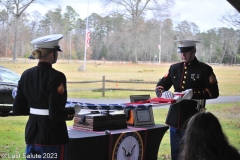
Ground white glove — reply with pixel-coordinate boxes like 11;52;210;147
182;89;193;100
73;104;81;115
161;91;174;99
173;95;182;103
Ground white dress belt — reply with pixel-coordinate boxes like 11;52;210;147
30;108;49;115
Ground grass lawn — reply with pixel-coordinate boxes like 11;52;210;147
0;60;240;159
155;102;240;160
2;59;240;98
0;103;239;160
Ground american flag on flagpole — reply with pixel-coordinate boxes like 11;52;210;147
86;30;90;48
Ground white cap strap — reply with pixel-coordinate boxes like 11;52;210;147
30;108;49;115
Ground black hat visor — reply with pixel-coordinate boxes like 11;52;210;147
54;46;62;52
177;47;194;53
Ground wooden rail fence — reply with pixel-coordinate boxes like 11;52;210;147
67;75;158;97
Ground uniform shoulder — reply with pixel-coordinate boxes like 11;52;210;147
51;68;63;74
172;61;182;65
51;68;66;78
198;61;213;69
171;62;183;68
21;66;37;75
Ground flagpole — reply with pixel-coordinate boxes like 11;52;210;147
158;35;161;64
158;23;162;64
83;0;89;71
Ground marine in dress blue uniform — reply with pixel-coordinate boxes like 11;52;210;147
156;40;219;160
13;34;81;160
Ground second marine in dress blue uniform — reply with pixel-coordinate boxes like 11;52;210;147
156;57;219;129
156;40;219;160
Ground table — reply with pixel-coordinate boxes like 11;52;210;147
66;124;169;160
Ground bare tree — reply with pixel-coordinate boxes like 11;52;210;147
0;0;55;60
222;10;240;29
29;11;42;38
63;6;80;60
0;9;9;57
101;0;174;63
175;21;194;40
161;18;176;62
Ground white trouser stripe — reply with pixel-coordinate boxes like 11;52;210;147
30;108;49;115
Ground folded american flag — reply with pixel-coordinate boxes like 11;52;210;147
66;95;183;110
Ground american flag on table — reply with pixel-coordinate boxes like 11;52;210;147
66;95;184;111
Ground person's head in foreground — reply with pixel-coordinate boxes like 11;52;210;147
180;112;240;160
174;40;200;63
30;34;63;64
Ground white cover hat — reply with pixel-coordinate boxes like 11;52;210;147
174;40;200;53
31;34;63;51
174;40;200;47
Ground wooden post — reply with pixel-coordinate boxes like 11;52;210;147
102;75;105;97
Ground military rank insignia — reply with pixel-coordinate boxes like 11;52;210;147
57;83;65;94
209;74;217;84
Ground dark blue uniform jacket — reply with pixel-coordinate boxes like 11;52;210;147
13;62;75;145
156;58;219;129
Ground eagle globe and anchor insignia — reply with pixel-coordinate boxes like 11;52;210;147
112;132;143;160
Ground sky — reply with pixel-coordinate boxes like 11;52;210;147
170;0;237;32
27;0;237;32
